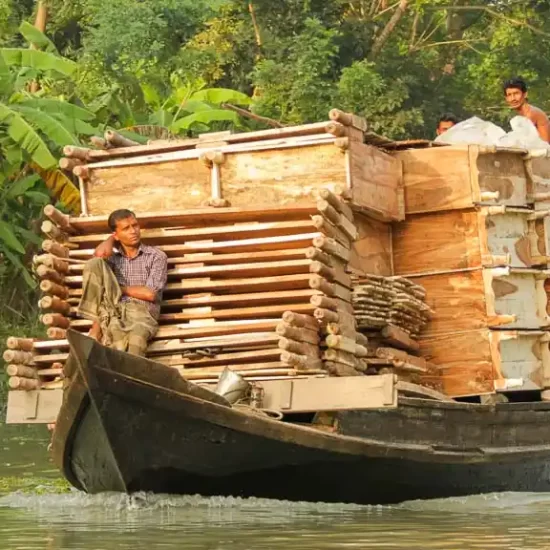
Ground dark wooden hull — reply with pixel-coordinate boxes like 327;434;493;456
52;331;550;504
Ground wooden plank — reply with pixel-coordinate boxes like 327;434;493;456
259;374;397;412
69;233;322;259
68;205;318;233
67;274;314;298
84;158;211;215
158;303;315;322
162;289;319;309
221;142;347;208
155;348;281;368
348;141;403;221
147;333;279;354
68;220;316;246
6;389;63;424
349;213;393;276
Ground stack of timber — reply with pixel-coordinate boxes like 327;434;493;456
392;144;550;398
350;274;439;390
16;188;392;388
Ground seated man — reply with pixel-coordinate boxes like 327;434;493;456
77;209;168;357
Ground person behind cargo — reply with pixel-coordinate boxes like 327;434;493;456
503;77;550;142
436;113;459;136
77;209;168;357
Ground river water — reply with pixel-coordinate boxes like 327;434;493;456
1;423;550;549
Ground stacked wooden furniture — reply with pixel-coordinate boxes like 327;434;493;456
5;111;407;422
392;144;550;398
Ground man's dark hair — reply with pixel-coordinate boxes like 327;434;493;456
108;209;136;232
438;113;459;125
503;77;527;94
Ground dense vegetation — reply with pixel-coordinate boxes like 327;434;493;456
1;0;550;397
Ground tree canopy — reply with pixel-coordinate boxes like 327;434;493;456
3;0;548;140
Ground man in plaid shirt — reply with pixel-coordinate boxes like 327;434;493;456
77;209;168;356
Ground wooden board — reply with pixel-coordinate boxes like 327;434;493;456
413;268;549;332
527;155;550;210
393;207;548;275
256;374;396;412
349;214;393;276
84;158;210;215
348;141;404;221
394;145;528;214
6;389;63;424
419;329;550;397
221;143;347;208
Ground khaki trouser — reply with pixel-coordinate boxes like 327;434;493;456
77;258;158;356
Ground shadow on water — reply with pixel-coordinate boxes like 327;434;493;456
1;425;550;549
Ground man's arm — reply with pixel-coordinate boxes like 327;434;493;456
121;286;156;302
537;114;550;143
94;235;116;258
124;252;168;303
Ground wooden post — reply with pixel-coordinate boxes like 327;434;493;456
42;240;69;258
104;130;139;148
43;205;74;232
6;337;35;351
3;350;34;364
281;351;322;370
275;323;320;344
35;265;65;285
63;145;92;161
5;364;37;378
8;377;39;390
42;313;71;329
40;280;70;300
281;311;319;330
47;327;67;339
38;296;71;316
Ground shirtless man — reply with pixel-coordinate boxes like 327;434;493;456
504;77;550;142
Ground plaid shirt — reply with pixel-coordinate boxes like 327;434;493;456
107;244;168;319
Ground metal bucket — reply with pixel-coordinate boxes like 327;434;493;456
215;368;250;404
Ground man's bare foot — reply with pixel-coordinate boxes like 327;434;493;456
88;321;102;341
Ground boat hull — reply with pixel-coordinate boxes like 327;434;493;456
52;331;550;504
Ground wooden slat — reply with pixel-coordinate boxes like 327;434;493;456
162;289;319;309
68;205;318;233
158;303;316;322
68;220;316;245
69;233;321;258
155;348;282;367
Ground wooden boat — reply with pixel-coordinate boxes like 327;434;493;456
52;330;550;504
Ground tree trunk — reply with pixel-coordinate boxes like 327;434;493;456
369;0;408;59
29;1;48;93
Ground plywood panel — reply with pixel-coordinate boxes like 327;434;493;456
418;329;496;397
393;208;545;275
394;146;474;214
221;143;347;208
348;142;403;221
393;210;482;275
86;159;210;215
349;214;393;276
414;270;488;334
414;268;549;332
394;146;528;214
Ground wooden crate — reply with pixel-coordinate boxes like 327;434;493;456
393;145;529;214
393;207;550;275
413;268;550;332
82;135;403;221
419;329;550;397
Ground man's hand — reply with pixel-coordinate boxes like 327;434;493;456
121;285;156;302
94;235;116;258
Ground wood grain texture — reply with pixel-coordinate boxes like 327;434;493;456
85;158;210;215
393;208;545;275
393;210;482;275
348;141;403;221
418;329;496;397
413;268;549;333
394;146;528;215
221;143;346;208
349;214;393;276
